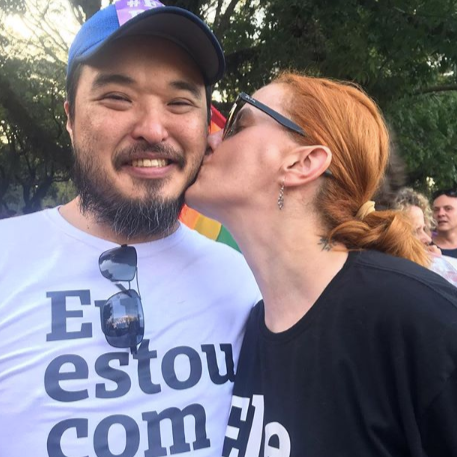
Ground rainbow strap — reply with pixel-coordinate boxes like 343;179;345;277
179;106;240;251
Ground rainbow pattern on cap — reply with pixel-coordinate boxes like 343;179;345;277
115;0;164;26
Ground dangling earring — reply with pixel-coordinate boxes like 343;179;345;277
277;179;285;210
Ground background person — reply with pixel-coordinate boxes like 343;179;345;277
432;188;457;258
392;187;457;286
392;187;438;248
187;73;457;457
0;2;260;457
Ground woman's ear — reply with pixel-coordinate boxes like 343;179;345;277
281;145;332;187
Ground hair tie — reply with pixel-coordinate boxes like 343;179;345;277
356;200;376;220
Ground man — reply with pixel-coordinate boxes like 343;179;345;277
432;189;457;258
0;2;260;456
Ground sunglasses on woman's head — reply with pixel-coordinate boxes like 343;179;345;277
99;245;144;354
223;92;306;140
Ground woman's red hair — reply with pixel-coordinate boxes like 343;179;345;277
274;72;429;267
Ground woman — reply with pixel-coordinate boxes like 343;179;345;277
393;187;436;245
393;187;457;286
186;73;457;456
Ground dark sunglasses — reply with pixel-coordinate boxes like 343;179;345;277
223;92;306;140
99;245;144;354
432;189;457;201
223;92;333;177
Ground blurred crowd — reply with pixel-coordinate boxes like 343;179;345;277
390;187;457;285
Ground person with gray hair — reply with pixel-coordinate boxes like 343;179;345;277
392;187;457;286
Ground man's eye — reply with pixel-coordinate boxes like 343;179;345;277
103;94;129;102
169;99;193;106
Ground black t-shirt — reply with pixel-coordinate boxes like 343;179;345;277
223;250;457;457
441;247;457;258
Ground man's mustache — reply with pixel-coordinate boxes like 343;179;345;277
113;143;186;170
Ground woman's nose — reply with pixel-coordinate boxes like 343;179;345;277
419;230;432;245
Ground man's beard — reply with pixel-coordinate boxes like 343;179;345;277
72;142;199;241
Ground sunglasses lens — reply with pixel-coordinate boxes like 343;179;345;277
99;246;137;281
223;97;244;139
101;290;144;349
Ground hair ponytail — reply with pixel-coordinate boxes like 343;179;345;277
328;210;430;267
274;72;430;267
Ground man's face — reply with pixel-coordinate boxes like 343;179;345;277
65;36;208;239
433;194;457;234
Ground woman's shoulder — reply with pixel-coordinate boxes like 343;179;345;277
351;250;457;295
343;249;457;324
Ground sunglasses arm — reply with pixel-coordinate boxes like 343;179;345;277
115;283;128;293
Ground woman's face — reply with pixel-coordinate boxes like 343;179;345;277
186;83;299;221
406;205;432;245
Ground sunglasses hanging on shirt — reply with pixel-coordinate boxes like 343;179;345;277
98;245;144;354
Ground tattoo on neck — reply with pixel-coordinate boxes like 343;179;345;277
319;237;335;251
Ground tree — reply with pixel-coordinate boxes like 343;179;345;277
0;56;72;213
386;92;457;191
0;0;75;214
1;0;457;215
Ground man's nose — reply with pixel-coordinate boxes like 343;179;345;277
131;109;168;144
207;129;223;152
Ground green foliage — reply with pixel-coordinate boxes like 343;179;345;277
386;93;457;192
1;0;457;214
220;0;457;104
215;0;457;193
0;0;72;214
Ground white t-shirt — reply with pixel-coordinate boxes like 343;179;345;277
444;255;457;269
0;208;260;457
430;255;457;287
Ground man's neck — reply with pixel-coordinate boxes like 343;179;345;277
59;198;178;245
433;229;457;250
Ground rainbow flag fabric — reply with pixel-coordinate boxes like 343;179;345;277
179;106;240;251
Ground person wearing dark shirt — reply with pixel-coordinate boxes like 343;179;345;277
186;73;457;456
442;247;457;257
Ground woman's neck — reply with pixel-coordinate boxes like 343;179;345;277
231;210;348;333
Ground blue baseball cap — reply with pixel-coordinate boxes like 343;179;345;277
67;0;225;86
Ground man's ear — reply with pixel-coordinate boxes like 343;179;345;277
281;145;332;187
64;101;74;143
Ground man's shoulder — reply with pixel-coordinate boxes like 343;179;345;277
179;225;259;294
0;208;52;234
180;223;244;261
0;209;61;270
